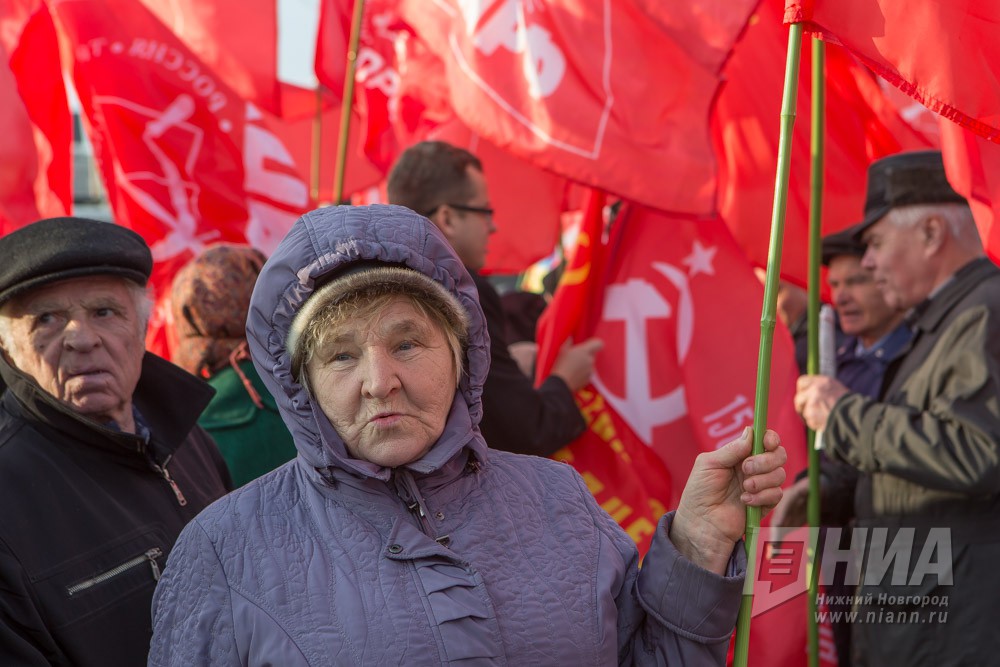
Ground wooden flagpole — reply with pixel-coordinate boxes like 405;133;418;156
332;0;366;205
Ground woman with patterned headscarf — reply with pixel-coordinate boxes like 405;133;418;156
170;243;296;486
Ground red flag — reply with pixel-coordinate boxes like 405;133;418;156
941;118;1000;264
786;0;1000;142
0;0;71;234
713;0;936;286
397;0;757;215
588;204;807;504
139;0;320;119
535;188;607;382
50;0;319;356
535;190;673;556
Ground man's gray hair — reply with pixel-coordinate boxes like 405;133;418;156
886;203;982;250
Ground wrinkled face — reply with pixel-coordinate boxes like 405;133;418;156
445;166;496;272
861;216;929;311
0;276;145;429
827;255;899;340
305;297;458;468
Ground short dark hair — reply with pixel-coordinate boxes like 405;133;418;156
387;141;484;216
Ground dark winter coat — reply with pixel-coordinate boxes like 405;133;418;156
0;353;232;666
471;270;585;456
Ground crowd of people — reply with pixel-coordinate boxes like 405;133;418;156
0;145;995;666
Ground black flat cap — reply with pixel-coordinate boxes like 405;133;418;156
853;150;967;238
821;225;867;266
0;217;152;306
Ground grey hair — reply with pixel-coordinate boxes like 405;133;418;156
886;203;982;250
0;279;153;354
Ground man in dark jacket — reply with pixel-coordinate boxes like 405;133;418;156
0;217;232;666
387;141;602;456
795;151;1000;666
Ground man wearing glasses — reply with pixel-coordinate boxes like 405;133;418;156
388;141;602;457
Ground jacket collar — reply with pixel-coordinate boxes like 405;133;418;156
907;257;999;335
0;352;214;465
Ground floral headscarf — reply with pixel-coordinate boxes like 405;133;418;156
171;244;266;378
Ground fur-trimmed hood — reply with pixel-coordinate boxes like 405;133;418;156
246;204;490;479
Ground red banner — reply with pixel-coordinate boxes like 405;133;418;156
0;0;71;234
536;190;672;557
941;118;1000;264
786;0;1000;142
140;0;320;119
398;0;756;215
713;0;936;286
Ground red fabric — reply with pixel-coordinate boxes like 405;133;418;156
941;118;1000;264
786;0;1000;142
713;0;936;286
535;190;672;557
538;201;808;551
535;188;607;382
398;0;756;215
138;0;320;119
592;204;807;504
0;0;71;234
50;0;321;357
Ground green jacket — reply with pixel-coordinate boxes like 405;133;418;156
199;361;297;487
826;257;1000;666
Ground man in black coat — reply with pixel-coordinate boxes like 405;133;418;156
388;141;601;456
0;217;232;666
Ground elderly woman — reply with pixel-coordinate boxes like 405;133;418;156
149;205;786;665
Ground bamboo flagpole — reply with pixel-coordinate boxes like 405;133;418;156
805;35;826;667
733;21;804;667
332;0;366;205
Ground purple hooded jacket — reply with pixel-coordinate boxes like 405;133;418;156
149;205;746;666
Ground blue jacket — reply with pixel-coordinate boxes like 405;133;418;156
149;205;746;666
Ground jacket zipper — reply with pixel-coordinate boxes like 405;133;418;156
66;547;163;596
150;456;188;506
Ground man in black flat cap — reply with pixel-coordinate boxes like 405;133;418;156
0;217;232;666
795;150;1000;666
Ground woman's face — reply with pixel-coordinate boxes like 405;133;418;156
305;297;458;467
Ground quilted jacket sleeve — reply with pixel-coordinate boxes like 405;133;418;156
148;520;239;667
583;482;745;667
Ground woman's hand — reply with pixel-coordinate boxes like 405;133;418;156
670;427;787;575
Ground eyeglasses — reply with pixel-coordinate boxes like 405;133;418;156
426;203;495;218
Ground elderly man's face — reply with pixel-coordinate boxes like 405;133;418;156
861;216;929;311
305;296;457;468
0;276;145;430
827;255;900;342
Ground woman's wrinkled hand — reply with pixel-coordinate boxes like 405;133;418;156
670;427;787;575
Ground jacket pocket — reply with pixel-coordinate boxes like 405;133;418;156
30;527;167;632
66;547;162;597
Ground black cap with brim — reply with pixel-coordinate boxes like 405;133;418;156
852;150;968;240
0;217;152;307
821;225;867;266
